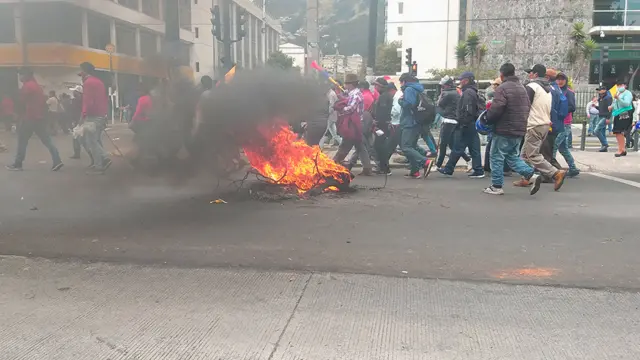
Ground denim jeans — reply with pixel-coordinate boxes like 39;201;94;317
421;124;437;153
83;117;108;169
13;120;62;167
444;126;483;174
594;115;609;147
319;120;342;148
401;125;427;173
552;128;577;171
564;124;573;148
588;116;597;134
490;134;534;187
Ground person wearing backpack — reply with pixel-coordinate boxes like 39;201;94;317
553;72;579;177
398;72;434;179
437;71;484;178
514;64;566;191
540;69;566;171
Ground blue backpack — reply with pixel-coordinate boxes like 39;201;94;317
551;84;569;123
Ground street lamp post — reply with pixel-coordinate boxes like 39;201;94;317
105;43;116;124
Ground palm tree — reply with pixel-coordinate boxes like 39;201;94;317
465;31;480;66
569;22;586;46
476;44;488;68
455;41;468;66
575;39;598;81
566;22;596;83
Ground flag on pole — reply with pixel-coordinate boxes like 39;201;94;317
224;65;237;84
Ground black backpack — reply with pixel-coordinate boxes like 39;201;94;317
415;92;436;125
476;91;487;116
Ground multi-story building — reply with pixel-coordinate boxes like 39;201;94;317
0;0;281;103
589;0;640;89
385;0;461;76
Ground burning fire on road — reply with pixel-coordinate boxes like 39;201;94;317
243;122;352;195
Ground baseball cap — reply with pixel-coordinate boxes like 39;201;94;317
399;72;417;82
556;72;568;80
524;64;546;78
373;77;388;86
458;71;475;80
439;75;454;86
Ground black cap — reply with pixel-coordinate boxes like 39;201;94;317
79;62;96;73
399;72;417;82
596;85;608;91
524;64;546;78
373;77;388;86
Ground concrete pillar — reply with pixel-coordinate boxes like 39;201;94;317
306;0;319;74
14;3;26;65
81;11;88;48
135;28;141;57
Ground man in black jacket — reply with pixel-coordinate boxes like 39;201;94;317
438;71;484;178
483;63;541;195
372;77;394;175
435;76;471;169
594;85;612;152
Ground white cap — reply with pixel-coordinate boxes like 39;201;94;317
439;75;453;86
70;85;83;93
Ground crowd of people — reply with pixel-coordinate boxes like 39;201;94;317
318;61;633;195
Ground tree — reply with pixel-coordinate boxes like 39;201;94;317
267;51;294;70
455;42;468;66
456;32;487;71
374;41;401;74
566;22;596;84
466;31;480;67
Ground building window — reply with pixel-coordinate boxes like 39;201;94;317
141;0;160;18
195;27;199;38
87;13;111;51
0;4;16;44
195;62;200;72
23;3;82;45
398;2;404;14
397;26;403;36
119;0;139;11
140;29;158;58
116;22;138;56
593;0;640;26
179;0;192;30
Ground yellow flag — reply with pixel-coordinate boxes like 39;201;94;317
609;85;617;98
224;65;236;84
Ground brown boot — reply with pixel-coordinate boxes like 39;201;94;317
513;177;531;187
553;170;567;191
359;168;373;176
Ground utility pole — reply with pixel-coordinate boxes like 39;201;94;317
367;0;379;76
306;0;319;75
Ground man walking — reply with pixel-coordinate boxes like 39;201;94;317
78;62;110;174
437;71;484;178
372;77;395;175
319;83;342;148
594;86;612;152
6;68;63;171
436;76;471;170
553;72;579;177
514;64;566;191
483;63;542;195
398;73;433;179
333;74;372;176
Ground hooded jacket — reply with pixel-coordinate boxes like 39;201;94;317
374;86;395;129
525;78;552;129
399;82;425;128
437;87;460;120
559;85;576;125
597;91;613;117
456;83;479;126
486;75;530;138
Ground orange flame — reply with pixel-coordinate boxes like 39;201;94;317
243;123;350;193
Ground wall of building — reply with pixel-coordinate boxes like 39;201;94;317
191;0;216;81
279;43;305;73
385;0;460;75
468;0;593;79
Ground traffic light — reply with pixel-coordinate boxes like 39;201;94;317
601;45;609;63
237;9;247;39
411;61;418;76
211;5;221;41
405;48;412;68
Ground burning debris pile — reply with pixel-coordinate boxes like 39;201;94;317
243;122;352;195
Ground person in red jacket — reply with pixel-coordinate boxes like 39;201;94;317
6;68;63;171
78;62;111;174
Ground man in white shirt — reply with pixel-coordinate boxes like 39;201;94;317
46;90;64;134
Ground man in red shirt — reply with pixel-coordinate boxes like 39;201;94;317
6;68;63;171
78;62;111;174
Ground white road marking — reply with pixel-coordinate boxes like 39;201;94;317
588;172;640;189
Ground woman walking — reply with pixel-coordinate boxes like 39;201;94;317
609;80;633;157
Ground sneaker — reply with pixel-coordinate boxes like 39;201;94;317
404;171;421;179
465;161;473;173
437;168;453;176
513;177;531;187
422;159;434;178
529;174;542;195
483;186;505;195
5;164;23;171
51;162;64;171
553;170;567;191
567;168;580;178
374;168;392;176
468;171;485;179
598;146;609;152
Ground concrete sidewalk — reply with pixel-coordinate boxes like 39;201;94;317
1;256;639;360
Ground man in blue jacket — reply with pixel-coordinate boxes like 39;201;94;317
398;73;434;179
552;72;579;177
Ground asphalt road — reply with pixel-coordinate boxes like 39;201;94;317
1;131;639;290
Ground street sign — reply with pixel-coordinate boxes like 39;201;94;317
491;40;504;44
105;43;115;54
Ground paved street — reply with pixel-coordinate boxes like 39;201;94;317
0;127;639;359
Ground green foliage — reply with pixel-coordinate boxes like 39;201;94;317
374;41;402;74
426;67;498;81
455;42;469;66
566;22;595;83
267;51;294;70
